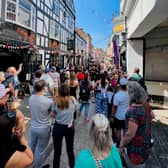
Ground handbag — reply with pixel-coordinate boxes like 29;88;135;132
92;155;103;168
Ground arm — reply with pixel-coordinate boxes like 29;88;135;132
112;105;117;117
5;136;34;168
0;94;9;106
16;63;23;75
120;120;138;149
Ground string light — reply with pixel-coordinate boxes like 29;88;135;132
0;44;30;49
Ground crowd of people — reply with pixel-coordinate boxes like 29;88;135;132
0;63;154;168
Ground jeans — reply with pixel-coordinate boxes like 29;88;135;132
30;126;51;168
52;122;75;168
95;92;108;117
79;102;90;118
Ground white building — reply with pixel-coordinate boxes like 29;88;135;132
121;0;168;105
75;31;87;66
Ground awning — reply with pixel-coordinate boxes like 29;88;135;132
128;0;168;38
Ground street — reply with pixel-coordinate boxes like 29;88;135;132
19;96;168;168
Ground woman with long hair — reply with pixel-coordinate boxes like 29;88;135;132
66;72;79;98
52;84;77;168
0;109;33;168
75;113;122;168
94;72;109;117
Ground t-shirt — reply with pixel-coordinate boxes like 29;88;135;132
51;72;60;87
29;95;53;128
126;105;151;165
52;97;78;125
113;90;130;120
0;83;6;98
75;145;122;168
40;74;54;97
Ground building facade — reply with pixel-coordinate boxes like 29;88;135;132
0;0;75;79
75;28;93;66
75;30;87;66
120;0;168;105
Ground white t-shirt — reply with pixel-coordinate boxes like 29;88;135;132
0;83;6;98
113;90;130;120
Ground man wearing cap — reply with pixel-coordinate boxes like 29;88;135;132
112;77;130;147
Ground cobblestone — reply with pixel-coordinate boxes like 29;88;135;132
18;97;168;168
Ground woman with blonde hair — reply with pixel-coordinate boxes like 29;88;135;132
52;84;78;168
66;72;79;98
75;113;122;168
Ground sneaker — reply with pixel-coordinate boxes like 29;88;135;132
84;118;89;123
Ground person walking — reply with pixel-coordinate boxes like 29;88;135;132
94;73;109;117
119;81;152;168
79;72;92;122
52;84;77;168
112;77;130;147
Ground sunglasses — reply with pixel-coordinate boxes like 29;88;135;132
6;111;16;119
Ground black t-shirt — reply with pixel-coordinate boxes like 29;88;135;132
0;137;26;168
90;69;100;81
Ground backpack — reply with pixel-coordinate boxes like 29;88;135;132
79;81;91;101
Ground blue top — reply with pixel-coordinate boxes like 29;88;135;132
75;145;122;168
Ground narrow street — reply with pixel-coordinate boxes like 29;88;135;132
20;96;168;168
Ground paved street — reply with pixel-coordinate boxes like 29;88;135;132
19;96;168;168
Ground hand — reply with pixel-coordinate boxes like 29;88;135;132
110;116;115;123
119;146;124;156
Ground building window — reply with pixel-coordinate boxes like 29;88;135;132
52;0;59;16
50;19;60;40
6;0;17;21
18;0;31;27
31;6;36;30
37;19;43;34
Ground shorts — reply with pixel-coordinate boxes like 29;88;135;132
114;117;125;130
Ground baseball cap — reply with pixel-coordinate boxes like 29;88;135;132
119;77;128;86
45;68;51;73
51;66;56;72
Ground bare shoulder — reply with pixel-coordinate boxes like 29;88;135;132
5;151;33;168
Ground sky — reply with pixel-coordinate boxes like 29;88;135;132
74;0;120;50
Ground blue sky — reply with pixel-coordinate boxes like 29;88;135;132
74;0;120;50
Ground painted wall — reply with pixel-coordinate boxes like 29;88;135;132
127;0;156;38
0;0;1;18
126;39;143;77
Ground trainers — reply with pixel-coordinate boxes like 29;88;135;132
84;118;89;123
